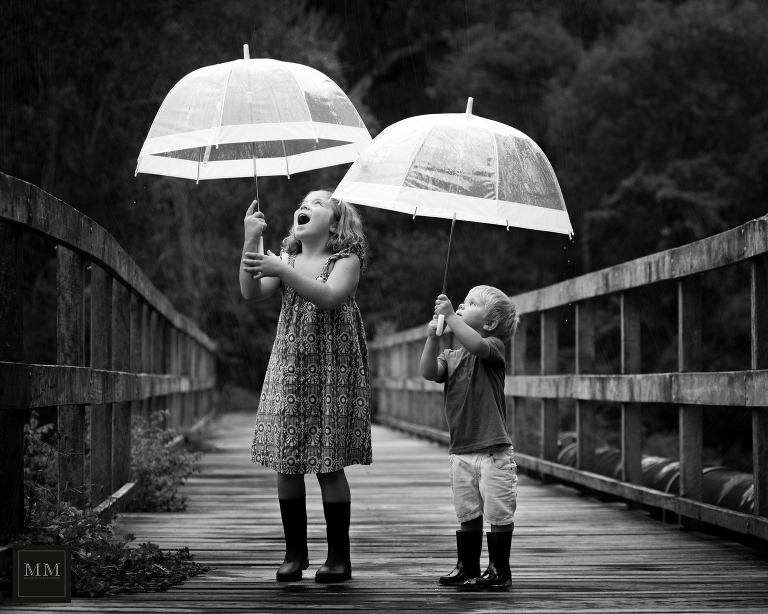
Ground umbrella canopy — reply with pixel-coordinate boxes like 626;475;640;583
332;99;572;236
136;46;372;181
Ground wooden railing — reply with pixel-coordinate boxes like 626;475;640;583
0;173;218;556
370;213;768;542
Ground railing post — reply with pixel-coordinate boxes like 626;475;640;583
158;319;168;425
368;342;378;421
193;340;202;421
90;265;113;507
678;275;704;525
751;255;768;518
181;333;191;427
204;346;214;415
189;338;198;424
169;327;179;427
159;318;168;419
140;303;150;418
112;281;131;492
149;310;160;418
129;293;142;418
0;220;24;544
575;301;596;472
411;339;422;426
57;246;86;508
621;292;643;505
386;343;395;420
393;338;405;422
541;310;558;463
511;318;528;455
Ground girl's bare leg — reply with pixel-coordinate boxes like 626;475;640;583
277;472;306;499
316;468;351;502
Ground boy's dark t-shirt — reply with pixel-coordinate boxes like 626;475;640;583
436;336;512;454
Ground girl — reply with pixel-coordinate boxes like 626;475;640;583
240;189;372;584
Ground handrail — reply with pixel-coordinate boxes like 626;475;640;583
513;214;768;314
0;174;218;563
0;172;216;352
0;361;216;408
368;211;768;544
369;213;768;348
374;371;768;406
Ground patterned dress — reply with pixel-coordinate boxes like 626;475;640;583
251;245;373;474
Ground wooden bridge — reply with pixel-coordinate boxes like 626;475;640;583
1;173;768;611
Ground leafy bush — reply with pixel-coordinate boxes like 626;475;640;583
22;410;60;518
129;412;203;512
0;410;211;601
1;495;209;599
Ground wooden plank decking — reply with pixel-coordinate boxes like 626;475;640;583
5;412;768;613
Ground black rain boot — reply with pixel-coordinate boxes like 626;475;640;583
439;530;482;585
276;496;309;582
315;501;352;583
467;530;513;590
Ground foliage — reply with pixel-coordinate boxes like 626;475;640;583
22;410;60;518
0;495;209;599
1;412;209;600
129;412;203;512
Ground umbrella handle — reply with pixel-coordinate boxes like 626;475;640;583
436;314;445;336
257;235;264;255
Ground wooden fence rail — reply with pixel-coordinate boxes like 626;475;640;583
369;213;768;542
0;173;217;566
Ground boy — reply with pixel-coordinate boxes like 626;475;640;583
420;286;520;590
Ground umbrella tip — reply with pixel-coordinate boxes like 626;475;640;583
244;44;250;60
466;97;473;118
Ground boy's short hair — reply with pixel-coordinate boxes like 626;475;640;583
474;285;520;342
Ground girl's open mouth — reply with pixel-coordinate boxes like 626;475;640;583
297;213;310;225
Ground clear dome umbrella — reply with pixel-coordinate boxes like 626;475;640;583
332;98;573;334
136;45;372;251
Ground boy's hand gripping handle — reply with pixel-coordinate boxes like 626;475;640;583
435;212;457;338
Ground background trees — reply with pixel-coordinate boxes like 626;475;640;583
3;0;767;466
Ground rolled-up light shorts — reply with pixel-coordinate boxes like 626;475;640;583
449;445;518;525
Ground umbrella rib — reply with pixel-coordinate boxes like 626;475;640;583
284;65;319;142
395;117;440;211
282;141;290;177
259;67;292;178
487;119;500;220
216;66;234;146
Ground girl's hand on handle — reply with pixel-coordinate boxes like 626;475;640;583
244;200;267;241
243;249;286;280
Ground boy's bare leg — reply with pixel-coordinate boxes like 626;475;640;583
461;516;483;532
490;523;513;532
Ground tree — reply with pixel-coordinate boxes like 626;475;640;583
546;0;768;270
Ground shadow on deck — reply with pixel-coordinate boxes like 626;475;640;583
6;412;768;613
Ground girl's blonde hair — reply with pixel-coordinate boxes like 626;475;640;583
280;189;368;272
